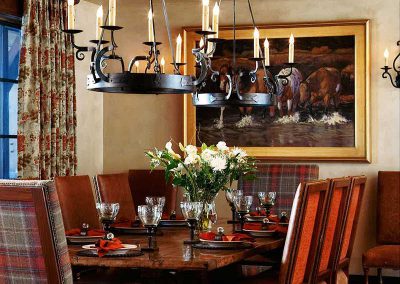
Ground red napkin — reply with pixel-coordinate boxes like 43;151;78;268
95;238;124;257
243;221;288;236
65;228;104;237
249;210;267;216
199;232;254;242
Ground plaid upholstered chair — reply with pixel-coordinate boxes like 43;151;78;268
0;180;73;283
238;163;319;215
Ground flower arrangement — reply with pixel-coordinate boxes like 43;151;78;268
145;141;256;203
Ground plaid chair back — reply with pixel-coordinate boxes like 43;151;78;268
0;180;73;284
238;164;319;216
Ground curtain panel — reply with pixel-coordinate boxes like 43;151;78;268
18;0;77;179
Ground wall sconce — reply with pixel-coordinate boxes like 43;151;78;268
381;41;400;88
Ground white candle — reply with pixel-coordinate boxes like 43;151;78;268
135;61;139;73
253;28;260;58
161;57;165;73
384;48;389;66
109;0;116;26
202;0;209;31
148;9;154;42
199;38;205;53
67;0;75;30
96;6;103;40
176;34;182;63
264;38;270;66
212;2;219;38
289;34;294;63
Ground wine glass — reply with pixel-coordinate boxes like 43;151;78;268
137;205;162;250
205;201;218;231
225;189;243;224
96;202;120;240
145;196;166;211
257;191;277;216
180;201;202;244
233;195;253;232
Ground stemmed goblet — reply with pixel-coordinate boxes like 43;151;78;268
145;196;166;211
96;202;120;240
225;189;243;225
180;202;203;244
257;191;277;217
233;195;253;232
138;205;163;251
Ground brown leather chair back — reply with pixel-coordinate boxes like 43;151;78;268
128;169;177;215
279;179;330;284
377;171;400;244
312;177;352;283
55;175;101;230
95;173;136;222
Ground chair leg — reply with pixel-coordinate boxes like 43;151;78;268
377;268;383;284
363;267;369;284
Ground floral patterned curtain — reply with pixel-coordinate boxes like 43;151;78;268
18;0;76;179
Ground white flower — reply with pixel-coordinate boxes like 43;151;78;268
201;148;217;163
185;145;198;156
231;147;247;160
165;141;173;152
216;141;229;152
210;155;227;171
184;154;200;165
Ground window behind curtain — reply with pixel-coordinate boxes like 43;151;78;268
0;22;21;178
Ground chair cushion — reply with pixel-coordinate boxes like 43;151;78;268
363;245;400;268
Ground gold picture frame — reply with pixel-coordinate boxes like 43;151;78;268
183;20;370;162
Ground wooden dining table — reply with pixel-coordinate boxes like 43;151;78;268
68;222;285;283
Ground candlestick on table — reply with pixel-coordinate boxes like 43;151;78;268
148;9;154;42
96;6;103;40
264;37;270;66
67;0;75;30
176;34;182;63
109;0;116;26
202;0;209;31
289;34;295;63
384;48;389;66
253;28;260;58
212;2;219;38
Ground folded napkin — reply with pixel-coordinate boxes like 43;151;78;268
249;210;267;217
95;238;124;257
65;228;104;237
243;222;288;236
199;232;254;242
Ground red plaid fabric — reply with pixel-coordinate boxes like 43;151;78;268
238;164;319;216
0;180;72;283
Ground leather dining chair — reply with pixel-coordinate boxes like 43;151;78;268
94;173;136;223
128;169;177;215
54;175;101;231
0;179;73;283
363;171;399;283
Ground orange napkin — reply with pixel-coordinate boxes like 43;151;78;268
65;228;104;237
199;232;254;242
95;238;124;257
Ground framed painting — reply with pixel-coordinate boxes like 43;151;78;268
183;20;370;162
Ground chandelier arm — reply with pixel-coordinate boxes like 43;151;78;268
276;64;294;86
161;0;179;73
90;48;99;82
264;69;276;94
224;75;233;100
191;51;208;86
128;56;148;73
149;0;160;73
382;68;398;88
249;61;259;83
94;46;113;82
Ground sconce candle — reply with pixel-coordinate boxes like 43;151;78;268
148;9;154;42
212;2;219;38
135;61;139;73
176;34;182;63
253;28;260;58
289;34;294;63
384;49;389;66
202;0;209;31
109;0;116;26
161;57;165;73
67;0;75;30
264;38;270;66
96;6;103;40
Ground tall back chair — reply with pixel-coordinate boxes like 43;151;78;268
279;179;330;284
128;169;177;215
238;164;319;215
0;180;73;284
55;175;101;231
311;177;352;283
334;176;367;281
94;173;136;223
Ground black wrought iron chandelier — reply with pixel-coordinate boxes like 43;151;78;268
382;42;400;88
63;0;298;106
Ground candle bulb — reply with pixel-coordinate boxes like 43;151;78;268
289;34;295;63
109;0;116;26
384;48;389;66
161;57;165;73
202;0;209;31
264;38;270;66
212;2;219;38
67;0;75;30
96;6;103;40
199;38;205;53
176;34;182;64
135;61;139;73
148;9;154;42
253;28;260;58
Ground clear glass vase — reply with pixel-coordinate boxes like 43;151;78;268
199;198;218;232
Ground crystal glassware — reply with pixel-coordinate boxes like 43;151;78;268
257;191;277;216
137;205;163;250
233;195;253;232
180;201;203;244
225;189;243;225
96;202;120;240
206;201;218;230
145;196;166;211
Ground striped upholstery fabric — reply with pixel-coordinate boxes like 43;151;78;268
238;164;319;215
0;180;73;283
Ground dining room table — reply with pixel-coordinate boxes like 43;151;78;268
68;220;285;283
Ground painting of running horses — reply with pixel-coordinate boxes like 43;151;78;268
184;21;369;161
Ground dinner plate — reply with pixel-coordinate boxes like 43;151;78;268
199;239;244;248
245;215;268;222
81;244;138;255
66;235;103;244
243;229;276;237
159;220;187;227
266;221;289;227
